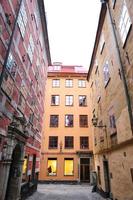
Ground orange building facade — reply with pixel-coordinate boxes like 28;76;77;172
39;65;94;183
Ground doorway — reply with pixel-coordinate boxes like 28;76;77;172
103;160;110;194
5;144;22;200
80;158;90;182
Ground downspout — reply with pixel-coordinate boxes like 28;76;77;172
103;1;133;133
0;0;23;87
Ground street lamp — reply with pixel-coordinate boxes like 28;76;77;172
91;113;106;128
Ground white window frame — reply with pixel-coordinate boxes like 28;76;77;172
103;61;110;86
66;95;73;106
52;79;60;87
17;2;27;38
119;0;132;45
51;95;60;105
78;80;86;88
27;35;34;63
65;79;73;87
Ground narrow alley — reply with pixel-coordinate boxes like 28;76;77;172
26;184;106;200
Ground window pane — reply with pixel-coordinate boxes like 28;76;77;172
79;115;88;127
49;136;58;148
66;96;73;106
50;115;59;127
51;95;59;105
103;61;110;86
64;159;74;175
65;137;74;148
47;159;57;176
119;0;131;44
52;79;60;87
80;137;89;149
66;79;73;87
78;80;86;87
65;115;73;127
79;95;87;106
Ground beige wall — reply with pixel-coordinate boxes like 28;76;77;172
39;74;93;181
87;0;133;199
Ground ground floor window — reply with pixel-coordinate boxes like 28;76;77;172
64;158;74;176
47;158;57;176
22;155;28;182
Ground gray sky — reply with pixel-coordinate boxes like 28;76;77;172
44;0;101;68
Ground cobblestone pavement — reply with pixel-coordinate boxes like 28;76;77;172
26;184;107;200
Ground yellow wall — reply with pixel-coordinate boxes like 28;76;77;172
39;73;93;181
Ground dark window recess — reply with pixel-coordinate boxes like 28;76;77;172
65;115;73;127
97;166;101;185
79;115;88;127
49;136;58;148
80;137;89;149
65;136;74;148
29;112;34;124
109;115;116;128
79;96;87;106
50;115;59;127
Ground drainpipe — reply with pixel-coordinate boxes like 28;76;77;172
0;0;23;87
101;0;133;133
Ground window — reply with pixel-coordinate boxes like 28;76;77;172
97;166;101;185
47;158;57;176
29;112;34;124
109;115;116;129
17;2;27;38
78;80;86;88
52;79;60;87
64;158;74;176
49;136;58;149
34;3;40;29
50;115;59;127
80;137;89;149
99;33;105;53
112;0;116;8
6;52;17;77
22;155;28;182
27;35;34;63
65;115;73;127
51;95;59;105
79;95;87;106
65;137;74;149
53;65;61;71
119;0;132;45
79;115;88;127
18;93;25;113
65;95;73;106
66;79;73;87
103;61;110;86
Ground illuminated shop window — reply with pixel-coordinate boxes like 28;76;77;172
47;158;57;176
64;158;74;176
22;156;28;182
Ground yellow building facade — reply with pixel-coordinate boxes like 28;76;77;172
39;65;93;183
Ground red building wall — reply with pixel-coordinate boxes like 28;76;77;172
0;0;50;184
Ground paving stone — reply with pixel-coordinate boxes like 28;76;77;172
26;184;107;200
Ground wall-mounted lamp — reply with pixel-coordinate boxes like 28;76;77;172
91;113;106;128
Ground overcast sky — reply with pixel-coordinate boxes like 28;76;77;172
44;0;101;68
